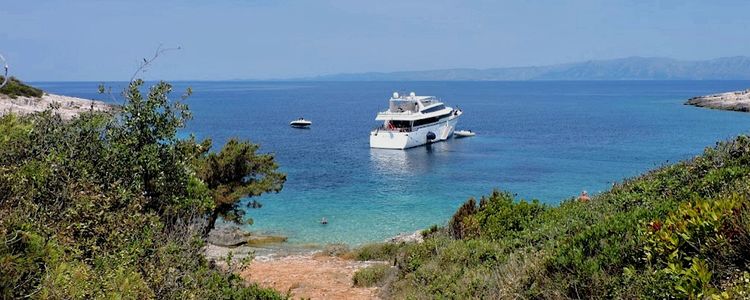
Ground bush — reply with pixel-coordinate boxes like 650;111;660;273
637;195;750;298
381;135;750;299
448;197;477;239
318;243;351;257
347;242;406;261
473;190;546;241
421;224;441;238
352;264;392;287
0;80;286;299
0;76;43;98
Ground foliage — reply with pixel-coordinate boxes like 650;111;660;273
447;197;477;239
0;79;286;299
464;190;546;241
368;135;750;299
190;138;286;234
421;224;440;239
0;76;43;99
345;242;407;261
352;264;393;287
317;243;351;257
639;196;750;298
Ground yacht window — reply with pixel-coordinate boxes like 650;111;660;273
421;104;446;114
389;100;417;112
413;112;452;127
389;120;411;128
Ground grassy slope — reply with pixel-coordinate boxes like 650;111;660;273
0;76;43;99
357;136;750;299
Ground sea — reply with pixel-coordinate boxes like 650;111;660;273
34;80;750;246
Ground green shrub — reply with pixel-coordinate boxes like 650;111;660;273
352;264;392;287
0;76;43;98
0;79;287;299
421;224;441;238
473;190;546;241
382;135;750;299
348;242;406;261
637;195;750;298
318;243;350;257
448;197;477;239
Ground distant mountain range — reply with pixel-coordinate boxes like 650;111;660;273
305;56;750;81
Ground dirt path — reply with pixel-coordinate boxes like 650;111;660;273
242;254;382;300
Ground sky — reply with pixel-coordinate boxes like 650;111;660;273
1;0;749;81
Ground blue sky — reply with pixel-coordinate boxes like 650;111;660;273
2;0;749;81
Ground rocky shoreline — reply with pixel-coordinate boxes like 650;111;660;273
204;227;425;263
383;230;423;243
685;89;750;112
0;93;113;119
204;226;292;263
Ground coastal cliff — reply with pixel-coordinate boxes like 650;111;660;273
685;89;750;112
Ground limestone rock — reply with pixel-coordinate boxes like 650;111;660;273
207;226;251;247
685;89;750;112
385;230;424;243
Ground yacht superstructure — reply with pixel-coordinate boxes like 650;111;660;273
370;92;462;149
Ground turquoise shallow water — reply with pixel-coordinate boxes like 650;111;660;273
36;81;750;246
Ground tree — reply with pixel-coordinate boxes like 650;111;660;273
0;77;287;298
106;78;285;234
190;138;286;235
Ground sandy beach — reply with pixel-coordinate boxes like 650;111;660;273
203;226;412;300
0;93;113;119
242;254;384;300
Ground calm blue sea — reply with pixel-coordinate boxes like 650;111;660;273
35;81;750;246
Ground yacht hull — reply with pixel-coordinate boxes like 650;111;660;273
370;115;459;149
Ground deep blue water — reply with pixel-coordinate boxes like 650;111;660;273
35;81;750;245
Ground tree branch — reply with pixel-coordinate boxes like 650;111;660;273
129;44;182;83
0;53;8;89
98;44;182;105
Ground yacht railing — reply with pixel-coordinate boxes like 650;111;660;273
378;110;416;116
372;125;413;133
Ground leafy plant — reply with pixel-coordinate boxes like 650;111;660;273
352;264;392;287
0;79;287;299
0;76;43;98
370;135;750;299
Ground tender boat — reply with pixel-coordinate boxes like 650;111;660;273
454;130;476;138
290;118;312;128
370;92;462;149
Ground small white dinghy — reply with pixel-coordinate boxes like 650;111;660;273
290;118;312;128
454;130;476;138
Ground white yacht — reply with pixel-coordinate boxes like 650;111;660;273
290;118;312;128
370;92;462;149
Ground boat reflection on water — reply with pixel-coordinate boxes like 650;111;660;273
369;141;454;177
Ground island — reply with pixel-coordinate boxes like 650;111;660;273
685;89;750;112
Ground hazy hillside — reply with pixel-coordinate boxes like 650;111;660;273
308;56;750;81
